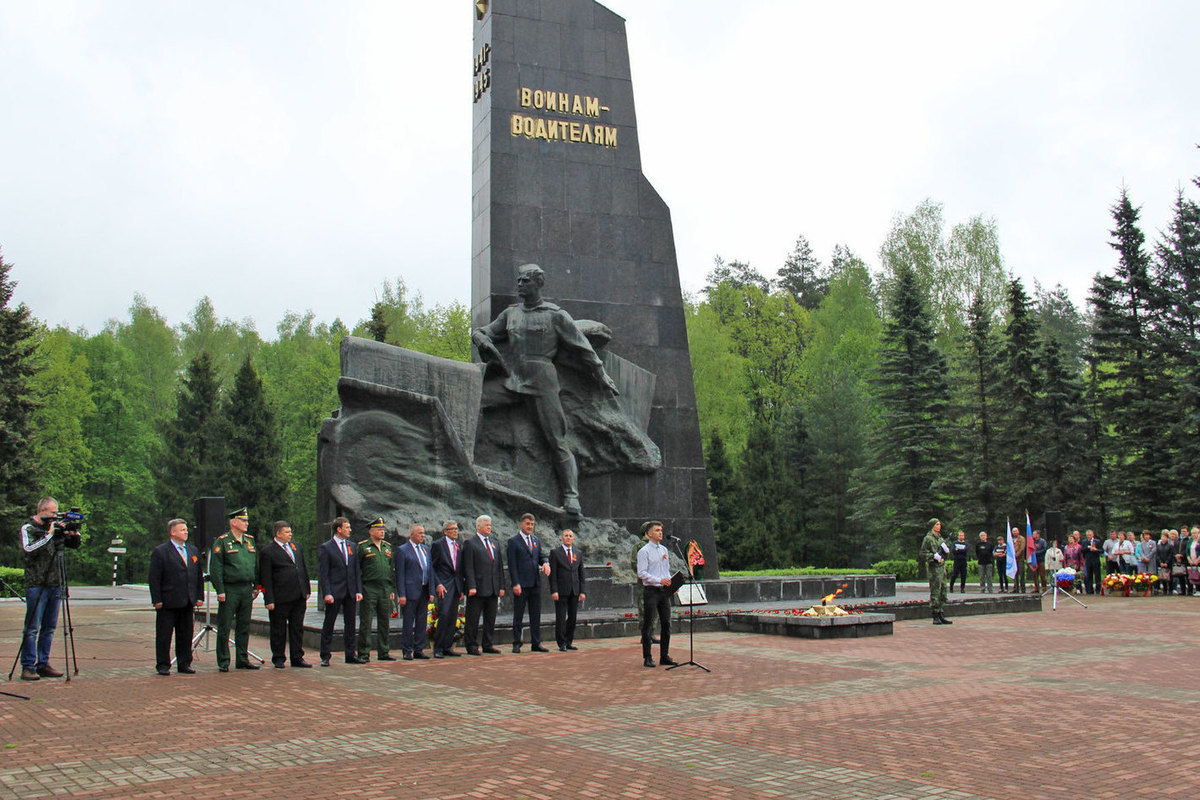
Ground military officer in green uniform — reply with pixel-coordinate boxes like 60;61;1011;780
357;518;398;662
920;517;953;625
210;507;261;670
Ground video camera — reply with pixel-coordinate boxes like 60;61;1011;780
47;508;86;534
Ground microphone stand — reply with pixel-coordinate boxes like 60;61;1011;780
665;537;709;673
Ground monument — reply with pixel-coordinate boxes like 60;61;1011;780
317;0;718;577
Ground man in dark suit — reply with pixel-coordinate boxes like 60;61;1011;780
430;519;464;658
462;514;505;655
549;528;586;651
507;512;550;653
318;516;364;667
259;520;312;668
396;523;434;660
1082;529;1104;594
148;518;205;675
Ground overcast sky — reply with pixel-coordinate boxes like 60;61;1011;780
2;1;1198;336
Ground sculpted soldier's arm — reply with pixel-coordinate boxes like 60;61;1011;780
471;310;510;370
552;309;619;396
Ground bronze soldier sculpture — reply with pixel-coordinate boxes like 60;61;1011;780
471;264;619;515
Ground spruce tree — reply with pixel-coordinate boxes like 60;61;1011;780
996;278;1041;512
156;351;224;522
220;355;288;540
728;413;795;569
0;251;41;565
776;234;828;310
704;428;737;565
852;262;950;557
947;291;1002;534
1029;330;1090;520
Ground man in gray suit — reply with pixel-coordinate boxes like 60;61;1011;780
462;514;505;655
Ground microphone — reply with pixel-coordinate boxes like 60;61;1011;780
666;534;681;543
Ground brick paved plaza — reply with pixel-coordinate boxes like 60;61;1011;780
2;593;1197;799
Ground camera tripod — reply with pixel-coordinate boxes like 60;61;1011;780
6;543;79;695
179;549;265;666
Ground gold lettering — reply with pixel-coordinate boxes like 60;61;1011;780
510;114;522;136
533;89;544;109
534;117;547;139
570;122;581;142
572;95;583;115
605;126;617;147
523;116;535;137
559;92;569;112
520;87;531;108
585;96;599;117
582;124;593;144
547;120;561;140
546;92;557;112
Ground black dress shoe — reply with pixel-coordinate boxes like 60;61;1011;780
178;665;196;674
433;651;444;659
320;658;331;667
292;660;314;668
443;649;462;657
565;645;578;651
643;657;656;668
345;656;367;664
273;662;286;669
531;644;549;652
156;668;171;676
466;648;481;656
402;653;413;661
559;645;568;652
236;663;260;670
219;665;230;672
378;654;397;661
512;643;522;653
413;651;429;660
660;656;678;667
482;647;501;654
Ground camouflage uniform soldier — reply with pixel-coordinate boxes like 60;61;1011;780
210;507;260;671
357;518;397;661
920;518;953;625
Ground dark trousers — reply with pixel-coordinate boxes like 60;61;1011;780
155;605;194;671
641;585;671;659
555;594;578;648
1083;560;1102;593
997;564;1009;592
511;584;542;646
949;560;968;591
320;594;357;661
1013;561;1026;592
465;593;498;650
434;589;461;654
401;590;429;654
216;583;254;668
268;599;306;664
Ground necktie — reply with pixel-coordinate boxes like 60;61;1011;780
284;543;295;562
339;539;348;565
416;544;428;581
451;541;458;569
525;534;534;553
566;546;573;563
177;544;188;563
484;537;494;560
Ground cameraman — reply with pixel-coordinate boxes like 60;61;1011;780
19;496;81;681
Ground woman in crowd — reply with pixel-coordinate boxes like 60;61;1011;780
993;536;1008;593
1157;530;1175;594
1045;539;1064;577
1064;531;1083;573
1185;527;1200;596
1136;530;1157;576
1117;531;1137;575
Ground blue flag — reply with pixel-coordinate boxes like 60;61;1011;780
1005;517;1017;579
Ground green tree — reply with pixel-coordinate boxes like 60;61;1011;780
157;351;224;522
776;234;828;310
219;355;289;539
798;256;880;565
996;278;1041;512
79;331;160;583
686;296;752;457
725;413;796;569
258;312;345;554
29;327;94;512
704;427;738;563
180;296;260;387
853;261;950;558
0;250;41;566
109;294;181;426
1029;329;1090;519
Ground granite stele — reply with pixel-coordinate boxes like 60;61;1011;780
317;0;717;577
